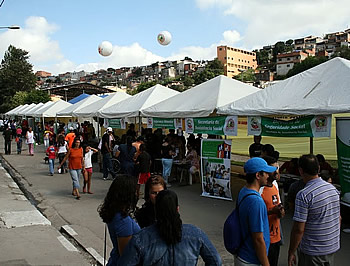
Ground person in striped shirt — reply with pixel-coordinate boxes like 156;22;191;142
288;154;340;266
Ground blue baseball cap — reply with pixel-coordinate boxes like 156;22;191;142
244;157;277;174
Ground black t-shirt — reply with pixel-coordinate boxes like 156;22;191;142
162;145;173;159
101;133;110;154
136;151;151;173
249;143;263;157
3;129;12;141
134;202;155;229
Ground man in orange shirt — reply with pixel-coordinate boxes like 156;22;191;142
259;156;285;266
65;127;76;148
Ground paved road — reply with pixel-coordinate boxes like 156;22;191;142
0;138;349;265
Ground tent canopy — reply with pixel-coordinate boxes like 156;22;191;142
99;84;179;118
5;105;24;116
218;57;350;116
32;101;55;117
57;95;101;117
68;93;90;104
23;103;44;116
35;100;72;117
74;92;131;117
141;75;260;118
17;103;36;116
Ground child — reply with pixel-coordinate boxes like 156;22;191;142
15;135;22;154
83;145;98;194
46;140;57;176
135;144;151;198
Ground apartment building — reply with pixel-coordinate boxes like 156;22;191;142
276;51;308;76
217;45;257;78
294;36;323;50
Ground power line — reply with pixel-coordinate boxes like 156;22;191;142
0;0;5;8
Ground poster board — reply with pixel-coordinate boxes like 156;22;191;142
336;117;350;205
201;139;232;201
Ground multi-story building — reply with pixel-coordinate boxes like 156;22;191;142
217;45;257;78
276;51;308;76
35;71;52;77
294;36;322;50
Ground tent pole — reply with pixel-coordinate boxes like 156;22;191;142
309;137;314;154
138;112;142;137
97;117;100;140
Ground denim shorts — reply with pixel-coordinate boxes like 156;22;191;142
70;169;81;189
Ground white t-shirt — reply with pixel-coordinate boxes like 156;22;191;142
84;150;94;168
58;141;68;154
26;131;34;144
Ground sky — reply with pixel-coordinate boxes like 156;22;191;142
0;0;349;75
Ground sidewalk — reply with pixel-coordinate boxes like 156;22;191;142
0;144;93;265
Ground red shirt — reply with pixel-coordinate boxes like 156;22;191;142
46;146;57;159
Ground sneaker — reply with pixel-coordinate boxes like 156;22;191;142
48;173;53;176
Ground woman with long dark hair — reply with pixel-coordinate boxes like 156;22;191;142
98;175;140;266
58;137;84;199
119;190;222;265
135;175;167;228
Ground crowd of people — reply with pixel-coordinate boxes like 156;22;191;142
2;118;343;265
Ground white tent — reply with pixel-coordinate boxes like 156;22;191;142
32;101;55;117
35;100;72;117
141;75;260;118
99;84;179;118
57;95;101;117
26;102;46;116
73;92;131;117
22;103;44;117
9;104;29;116
5;105;24;116
17;103;36;116
218;57;350;116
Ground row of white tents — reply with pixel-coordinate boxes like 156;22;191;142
5;57;350;122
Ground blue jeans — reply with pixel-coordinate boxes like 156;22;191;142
70;169;81;189
48;158;55;174
162;158;173;183
103;153;116;179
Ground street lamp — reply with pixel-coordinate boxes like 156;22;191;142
0;25;20;30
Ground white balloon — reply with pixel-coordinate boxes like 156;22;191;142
98;41;113;56
157;31;172;46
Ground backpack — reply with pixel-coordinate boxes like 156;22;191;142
223;193;255;255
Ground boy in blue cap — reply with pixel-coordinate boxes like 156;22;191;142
234;157;277;266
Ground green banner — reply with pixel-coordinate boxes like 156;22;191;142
147;118;175;129
248;115;331;138
336;118;350;204
262;116;313;137
185;116;237;136
106;119;125;129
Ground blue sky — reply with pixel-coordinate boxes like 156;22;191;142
0;0;349;74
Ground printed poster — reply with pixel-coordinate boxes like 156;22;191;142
146;117;176;129
104;118;126;129
185;116;238;136
247;115;331;138
336;117;350;205
201;139;232;201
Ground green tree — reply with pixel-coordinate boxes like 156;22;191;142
234;69;256;82
331;46;350;60
137;80;158;93
10;91;28;109
286;56;328;78
182;76;195;88
0;45;37;112
25;89;50;104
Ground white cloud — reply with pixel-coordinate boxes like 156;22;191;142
0;15;241;75
0;16;63;63
196;0;350;49
222;30;242;46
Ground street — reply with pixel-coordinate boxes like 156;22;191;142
0;138;349;266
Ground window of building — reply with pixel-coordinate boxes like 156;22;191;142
224;57;227;59
287;64;290;67
287;57;290;61
219;48;222;51
278;58;282;61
